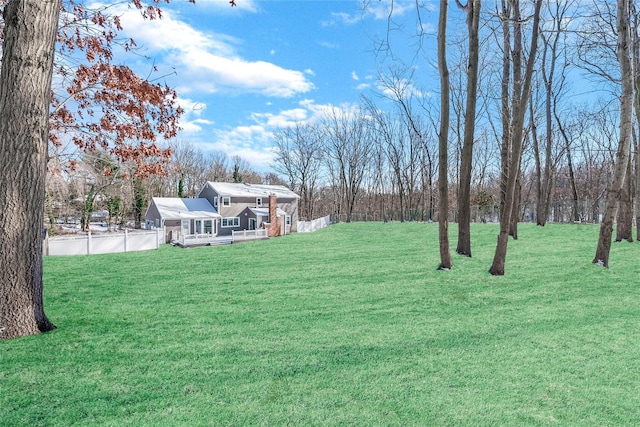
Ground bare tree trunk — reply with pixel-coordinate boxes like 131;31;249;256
632;5;640;241
455;0;481;257
498;0;511;226
594;0;634;267
0;0;62;340
555;107;580;222
437;0;452;270
510;176;521;239
635;129;640;241
616;154;633;242
531;95;545;225
490;0;542;276
537;14;562;227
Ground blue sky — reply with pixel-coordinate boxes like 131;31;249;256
110;0;444;171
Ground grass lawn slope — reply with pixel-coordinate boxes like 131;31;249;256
2;222;640;425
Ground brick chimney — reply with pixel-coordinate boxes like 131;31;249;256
266;193;281;237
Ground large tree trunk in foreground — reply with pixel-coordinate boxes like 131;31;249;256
437;0;452;270
0;0;61;340
594;0;634;267
455;0;481;257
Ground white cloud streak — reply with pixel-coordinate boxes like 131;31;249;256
115;4;314;98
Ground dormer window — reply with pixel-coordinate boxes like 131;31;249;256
222;196;231;207
256;197;263;207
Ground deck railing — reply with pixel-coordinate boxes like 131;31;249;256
232;229;268;241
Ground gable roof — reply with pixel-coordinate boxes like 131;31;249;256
201;182;300;199
149;197;220;220
249;207;288;217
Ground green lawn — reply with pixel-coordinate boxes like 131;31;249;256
2;222;640;426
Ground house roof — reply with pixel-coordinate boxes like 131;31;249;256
150;197;220;220
250;207;288;217
202;182;300;199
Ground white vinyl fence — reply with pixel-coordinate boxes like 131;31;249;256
297;215;331;233
232;229;268;241
45;228;164;256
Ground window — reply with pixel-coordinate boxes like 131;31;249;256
204;220;213;234
213;197;218;208
221;217;240;228
256;197;263;207
285;215;292;225
222;196;231;207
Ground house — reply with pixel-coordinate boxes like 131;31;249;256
197;182;300;237
144;183;300;244
145;197;220;243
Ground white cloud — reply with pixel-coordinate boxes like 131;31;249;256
321;11;362;26
194;101;360;170
321;1;415;27
116;5;314;98
251;108;309;128
318;41;340;49
351;71;360;81
198;125;276;170
175;97;213;133
178;52;314;97
366;0;416;20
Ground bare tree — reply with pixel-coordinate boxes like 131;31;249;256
455;0;481;256
554;108;581;223
534;0;574;226
594;0;634;267
322;107;374;222
272;122;323;221
489;0;543;276
437;0;453;270
205;151;229;183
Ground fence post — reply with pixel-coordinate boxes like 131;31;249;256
124;229;128;252
87;231;92;255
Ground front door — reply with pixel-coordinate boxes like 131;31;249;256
249;218;256;230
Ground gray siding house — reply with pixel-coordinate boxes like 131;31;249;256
145;197;220;243
145;183;300;243
197;182;300;237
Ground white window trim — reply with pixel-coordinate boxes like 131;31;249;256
222;196;231;207
256;197;263;207
221;217;240;228
285;215;292;225
213;197;218;208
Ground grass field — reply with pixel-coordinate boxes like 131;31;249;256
2;222;640;426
